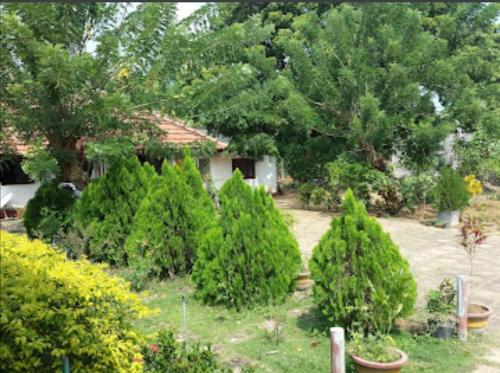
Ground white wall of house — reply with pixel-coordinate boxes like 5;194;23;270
208;154;278;193
0;183;40;208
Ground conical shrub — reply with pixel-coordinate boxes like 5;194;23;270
72;157;153;265
125;160;215;286
179;148;218;243
309;189;417;333
193;170;301;309
24;180;75;242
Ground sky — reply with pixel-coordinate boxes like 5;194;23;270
177;3;205;21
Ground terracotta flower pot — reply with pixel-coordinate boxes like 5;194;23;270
350;349;408;373
295;271;313;291
467;303;493;329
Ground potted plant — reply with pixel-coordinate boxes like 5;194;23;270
425;278;456;339
432;167;469;227
458;215;494;329
349;333;408;373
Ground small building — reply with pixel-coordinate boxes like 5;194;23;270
0;115;278;209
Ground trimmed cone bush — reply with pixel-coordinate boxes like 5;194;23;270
0;232;147;372
24;180;75;241
72;157;154;265
125;160;214;287
179;148;218;243
193;170;301;309
309;189;417;333
432;167;470;212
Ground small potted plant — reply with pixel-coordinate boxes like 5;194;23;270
425;278;456;339
458;215;494;329
349;333;408;373
432;167;470;227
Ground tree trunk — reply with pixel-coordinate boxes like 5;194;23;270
360;140;388;172
46;135;88;189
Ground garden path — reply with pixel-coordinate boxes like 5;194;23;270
274;192;500;335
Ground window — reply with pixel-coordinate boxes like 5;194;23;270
232;158;255;179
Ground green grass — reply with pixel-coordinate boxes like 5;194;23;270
134;277;489;373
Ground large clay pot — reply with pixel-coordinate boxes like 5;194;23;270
350;349;408;373
467;303;493;329
436;210;460;227
295;271;313;291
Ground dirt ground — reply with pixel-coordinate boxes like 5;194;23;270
274;192;500;333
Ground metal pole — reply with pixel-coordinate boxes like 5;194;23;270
330;327;345;373
457;275;469;341
62;356;70;373
181;293;188;344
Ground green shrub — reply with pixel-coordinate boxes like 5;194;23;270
309;190;416;333
310;186;330;208
0;232;147;372
425;278;456;316
193;170;301;309
179;148;218;242
125;160;212;288
24;181;75;242
143;330;231;373
374;181;404;216
328;160;389;202
349;333;400;363
72;157;154;265
432;167;470;212
298;182;315;207
399;174;435;210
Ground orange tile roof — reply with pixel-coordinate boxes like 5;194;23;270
6;114;227;155
145;114;227;151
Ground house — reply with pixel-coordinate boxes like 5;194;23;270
0;114;278;209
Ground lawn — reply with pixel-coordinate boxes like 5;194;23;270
134;276;491;373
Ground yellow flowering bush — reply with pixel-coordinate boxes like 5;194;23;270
464;175;483;196
0;232;148;372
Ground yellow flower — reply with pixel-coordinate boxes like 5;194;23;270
464;175;482;196
117;67;130;80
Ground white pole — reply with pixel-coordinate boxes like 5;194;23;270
456;275;469;341
330;327;345;373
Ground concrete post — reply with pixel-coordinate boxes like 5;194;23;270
456;275;469;341
330;327;345;373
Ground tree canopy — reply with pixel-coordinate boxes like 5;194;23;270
1;3;498;183
156;3;499;180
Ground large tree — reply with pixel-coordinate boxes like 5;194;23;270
0;3;176;186
157;3;498;181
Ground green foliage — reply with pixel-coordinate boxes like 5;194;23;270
425;278;456;316
432;167;470;211
143;330;232;373
399;174;436;210
455;124;500;184
1;4;168;185
125;158;214;288
298;182;315;207
193;170;301;309
349;333;400;363
21;142;59;183
310;186;330;208
309;190;417;333
328;160;389;202
23;181;75;241
161;4;497;180
0;232;147;372
72;157;152;265
374;182;405;216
